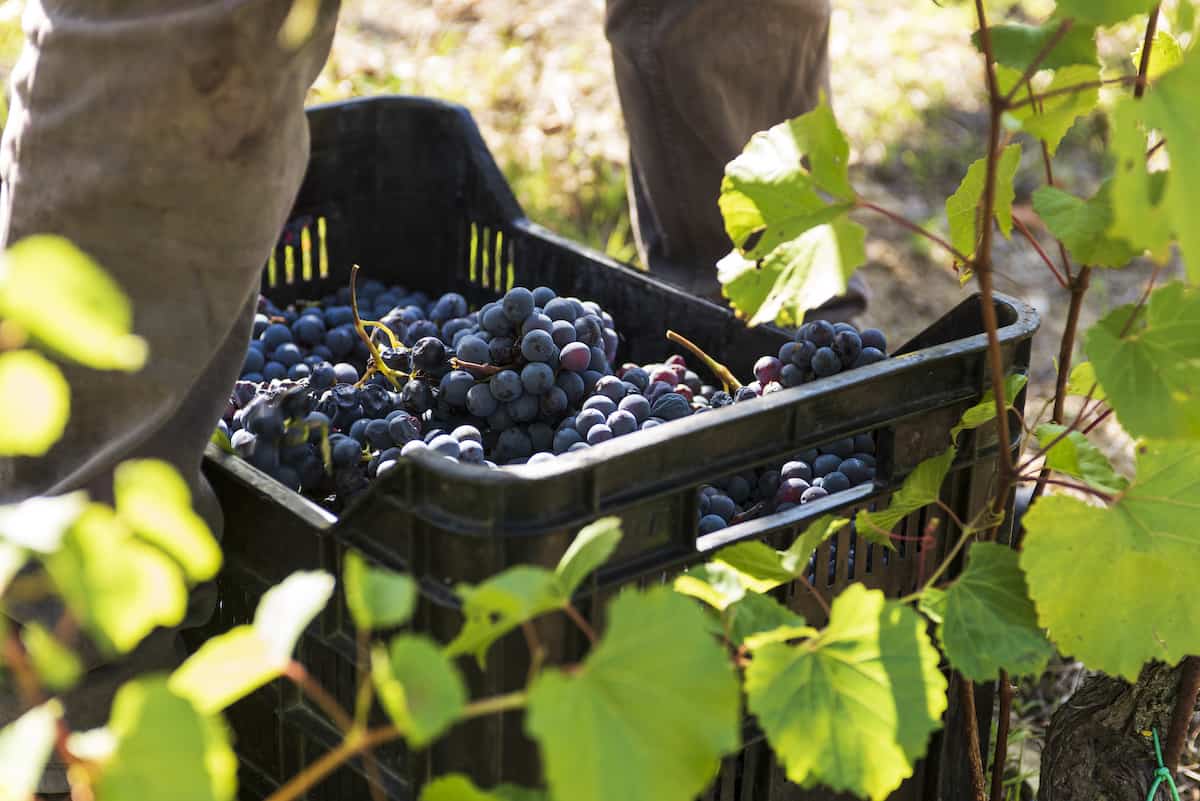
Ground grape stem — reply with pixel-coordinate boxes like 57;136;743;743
348;265;407;390
665;330;742;392
453;358;505;377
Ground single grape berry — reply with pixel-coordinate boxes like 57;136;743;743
821;471;852;494
854;347;887;367
813;453;843;477
833;330;862;368
860;328;887;352
699;515;727;535
811;347;841;378
520;362;555;395
521;329;557;363
502;287;535;323
489;370;523;402
583;395;617;417
800;486;829;504
754;356;783;385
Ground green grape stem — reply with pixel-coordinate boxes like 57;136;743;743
665;330;742;392
348;265;406;390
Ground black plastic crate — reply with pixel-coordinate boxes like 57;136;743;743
195;96;1038;801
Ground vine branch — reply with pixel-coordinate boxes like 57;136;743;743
855;199;973;264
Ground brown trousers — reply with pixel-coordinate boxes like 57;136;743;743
0;0;834;792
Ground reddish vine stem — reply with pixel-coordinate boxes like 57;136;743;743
1012;217;1069;288
1000;19;1073;106
1081;407;1113;435
856;199;972;264
564;602;598;645
990;672;1013;801
1005;76;1138;110
960;677;989;801
285;662;355;733
800;576;832;619
1018;475;1114;502
1147;137;1168;159
1165;656;1200;772
1135;5;1162;100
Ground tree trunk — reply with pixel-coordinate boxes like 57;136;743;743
1039;662;1182;801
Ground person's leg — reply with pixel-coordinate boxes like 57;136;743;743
606;0;867;320
0;0;338;793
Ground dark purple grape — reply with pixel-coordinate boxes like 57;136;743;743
533;286;556;306
263;362;288;381
287;363;311;381
560;342;591;372
650;393;692;421
521;312;553;337
800;486;829;504
556;370;586;405
401;440;428;457
618;394;651;422
583;395;617;417
482;304;513;335
860;328;887;352
292;315;326;346
428;434;461;459
573;315;604;346
456;335;489;364
833;330;862;368
699;515;727;535
508;394;539;423
606;410;638;436
776;478;810;505
528;422;555;453
754;356;782;385
458;440;485;464
553;428;583;453
853;347;887;367
495;428;533;461
489;336;516;364
804;320;836;347
726;476;751;504
838;459;872;485
811;347;841;378
544;297;578;322
466;383;500;418
708;493;737;522
813;453;842;477
821;471;852;494
502;287;535;323
622;367;649;392
333;362;359;384
489;370;522;402
709;391;733;408
733;386;759;402
575;408;606;438
550;320;577;348
587;424;614;445
243;348;265;375
261;323;292;351
528;452;556;466
400;380;434;415
822;438;856;459
540;386;569;417
782;461;813;483
331;436;362;468
388;413;422;445
452;425;482;443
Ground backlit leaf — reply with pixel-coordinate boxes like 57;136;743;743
855;448;956;547
554;517;622;598
344;550;416;631
945;145;1022;259
0;350;69;456
1033;181;1139;268
114;460;221;583
744;585;947;800
373;636;466;748
1022;441;1200;679
1036;424;1129;493
526;587;741;801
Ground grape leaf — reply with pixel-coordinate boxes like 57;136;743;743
1108;101;1173;262
1021;441;1200;679
1132;30;1184;81
1035;424;1129;494
744;585;947;801
1179;0;1196;34
1032;181;1139;268
724;593;806;646
0;490;88;552
673;562;752;611
1005;65;1100;156
170;571;334;713
972;22;1098;71
855;448;956;546
95;677;236;801
0;350;69;457
525;587;741;801
113;459;222;583
419;775;546;801
945;145;1022;259
935;543;1054;681
446;566;564;665
1066;361;1106;401
1110;49;1200;277
22;622;83;692
1086;283;1200;440
554;516;622;597
343;550;416;631
718;218;867;328
46;504;187;654
719;99;854;259
0;543;22;596
715;541;806;591
1053;0;1159;25
918;586;946;625
0;700;60;801
372;636;467;748
951;373;1029;442
0;235;148;371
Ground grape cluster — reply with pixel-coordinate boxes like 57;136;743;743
696;432;878;536
221;277;892;515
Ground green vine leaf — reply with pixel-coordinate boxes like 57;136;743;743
1132;30;1184;81
554;516;622;597
744;584;947;801
373;636;467;748
855;448;956;547
945;144;1022;259
951;373;1028;442
1021;441;1200;679
718;218;867;328
1035;424;1129;494
22;622;83;692
0;700;60;801
419;774;546;801
1066;361;1106;402
170;571;334;713
93;677;237;801
46;504;187;655
1053;0;1159;26
934;543;1054;682
0;350;70;457
1087;282;1200;440
343;550;416;631
0;235;148;371
1109;49;1200;277
1032;181;1139;268
113;459;222;583
0;543;22;597
719;98;854;259
446;566;564;665
724;593;806;647
1003;65;1100;156
973;22;1098;71
526;587;741;801
673;562;753;611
